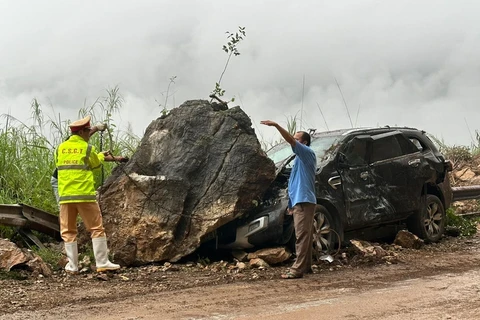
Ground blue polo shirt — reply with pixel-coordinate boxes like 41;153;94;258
288;141;317;208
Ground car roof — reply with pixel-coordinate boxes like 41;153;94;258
311;126;425;139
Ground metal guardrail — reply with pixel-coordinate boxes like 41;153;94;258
0;204;61;247
452;185;480;202
0;204;27;227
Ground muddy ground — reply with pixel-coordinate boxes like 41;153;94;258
2;233;480;319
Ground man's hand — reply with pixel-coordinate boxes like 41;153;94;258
102;151;129;163
260;120;278;127
94;123;108;132
260;120;296;147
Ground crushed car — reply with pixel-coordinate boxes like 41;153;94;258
210;126;453;260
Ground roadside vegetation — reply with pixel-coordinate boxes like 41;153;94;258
431;132;480;168
431;133;480;236
446;208;478;237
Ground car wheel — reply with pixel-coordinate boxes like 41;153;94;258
407;194;445;243
312;205;337;261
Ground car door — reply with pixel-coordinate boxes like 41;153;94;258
368;131;427;222
338;136;384;229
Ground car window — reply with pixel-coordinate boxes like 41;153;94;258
343;138;367;166
310;136;341;162
370;134;403;163
369;132;420;163
266;135;340;165
397;135;421;154
266;143;294;164
409;138;423;151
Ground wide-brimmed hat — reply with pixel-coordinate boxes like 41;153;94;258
69;115;91;132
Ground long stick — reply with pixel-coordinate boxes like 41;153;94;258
100;131;104;184
300;75;305;130
316;102;329;131
464;117;475;145
334;78;353;128
355;103;361;127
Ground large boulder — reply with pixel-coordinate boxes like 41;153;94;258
99;100;276;265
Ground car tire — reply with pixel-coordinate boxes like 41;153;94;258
407;194;445;243
312;205;339;260
287;205;340;259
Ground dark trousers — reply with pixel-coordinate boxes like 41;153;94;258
290;202;316;275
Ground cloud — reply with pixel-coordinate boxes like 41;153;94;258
1;0;479;146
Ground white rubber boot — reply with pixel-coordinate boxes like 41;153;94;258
92;237;120;272
64;241;79;273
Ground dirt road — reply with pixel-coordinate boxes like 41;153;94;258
2;235;480;319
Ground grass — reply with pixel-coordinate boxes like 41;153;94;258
0;226;16;239
0;114;55;211
32;247;64;271
0;270;28;280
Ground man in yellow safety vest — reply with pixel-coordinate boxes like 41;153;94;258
55;115;127;273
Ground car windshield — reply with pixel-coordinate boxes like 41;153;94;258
266;135;341;164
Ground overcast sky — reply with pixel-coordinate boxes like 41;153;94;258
1;0;479;147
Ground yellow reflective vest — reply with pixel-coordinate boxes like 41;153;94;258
55;135;105;204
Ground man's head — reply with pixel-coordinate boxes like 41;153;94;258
294;131;311;146
69;115;92;141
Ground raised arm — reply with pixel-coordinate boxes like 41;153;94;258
88;123;107;137
260;120;296;147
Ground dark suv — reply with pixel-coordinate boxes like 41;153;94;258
215;127;453;258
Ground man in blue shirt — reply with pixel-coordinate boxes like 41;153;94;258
261;120;317;279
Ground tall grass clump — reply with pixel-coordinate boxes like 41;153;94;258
0;87;140;215
429;135;474;170
0;113;57;212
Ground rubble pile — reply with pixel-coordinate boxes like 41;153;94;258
0;239;51;277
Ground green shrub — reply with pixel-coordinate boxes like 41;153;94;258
446;207;478;236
